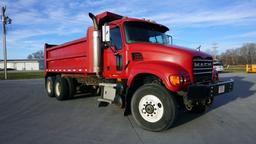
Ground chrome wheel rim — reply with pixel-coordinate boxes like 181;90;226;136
138;95;164;123
55;82;61;97
47;80;52;94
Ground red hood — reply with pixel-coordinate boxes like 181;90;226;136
128;42;212;78
128;43;211;59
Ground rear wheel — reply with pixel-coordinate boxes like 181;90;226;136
131;84;177;132
65;77;76;98
54;76;69;100
45;77;55;97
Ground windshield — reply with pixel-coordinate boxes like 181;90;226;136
124;22;169;44
213;62;223;66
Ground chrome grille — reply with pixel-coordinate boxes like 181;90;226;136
192;57;213;83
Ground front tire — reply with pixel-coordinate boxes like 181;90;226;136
54;76;69;100
131;84;177;132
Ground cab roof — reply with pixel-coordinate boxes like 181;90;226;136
95;11;123;26
95;11;169;32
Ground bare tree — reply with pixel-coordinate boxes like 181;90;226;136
219;43;256;65
27;50;44;60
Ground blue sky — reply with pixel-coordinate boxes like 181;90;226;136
0;0;256;59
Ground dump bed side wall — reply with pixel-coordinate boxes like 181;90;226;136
45;27;94;76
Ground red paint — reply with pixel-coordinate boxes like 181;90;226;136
44;11;212;92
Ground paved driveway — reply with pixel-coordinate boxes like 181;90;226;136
0;73;255;144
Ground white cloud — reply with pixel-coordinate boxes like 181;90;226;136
148;3;256;27
224;31;256;39
1;0;256;58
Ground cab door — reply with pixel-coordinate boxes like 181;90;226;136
103;26;126;78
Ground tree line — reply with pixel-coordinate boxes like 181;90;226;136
219;43;256;65
27;50;44;70
27;50;44;60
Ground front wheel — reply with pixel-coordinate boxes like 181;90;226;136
131;84;177;132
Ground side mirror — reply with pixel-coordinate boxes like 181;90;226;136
167;35;173;45
102;25;110;42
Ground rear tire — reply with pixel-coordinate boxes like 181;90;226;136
131;84;177;132
65;77;76;98
54;76;69;100
45;77;55;97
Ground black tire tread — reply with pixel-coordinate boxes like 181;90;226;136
131;83;177;132
54;76;69;100
45;77;55;97
65;77;76;98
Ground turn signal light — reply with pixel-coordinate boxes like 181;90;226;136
169;75;181;86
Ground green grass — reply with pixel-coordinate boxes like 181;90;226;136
0;71;44;80
0;65;247;80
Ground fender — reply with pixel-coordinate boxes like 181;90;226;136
127;60;189;92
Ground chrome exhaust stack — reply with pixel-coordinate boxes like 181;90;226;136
89;12;101;74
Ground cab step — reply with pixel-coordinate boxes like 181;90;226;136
97;83;117;107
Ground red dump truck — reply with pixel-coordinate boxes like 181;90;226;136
44;11;233;131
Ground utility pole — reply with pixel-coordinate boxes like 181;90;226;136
1;6;12;80
212;43;218;60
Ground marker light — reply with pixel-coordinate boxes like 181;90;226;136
169;75;181;87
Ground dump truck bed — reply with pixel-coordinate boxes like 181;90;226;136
44;27;95;76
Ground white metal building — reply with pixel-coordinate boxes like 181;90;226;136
0;59;40;71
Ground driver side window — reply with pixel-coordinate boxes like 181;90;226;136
110;27;122;50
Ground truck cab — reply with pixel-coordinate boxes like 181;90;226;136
44;11;234;132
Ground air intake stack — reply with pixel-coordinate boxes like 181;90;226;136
89;12;101;74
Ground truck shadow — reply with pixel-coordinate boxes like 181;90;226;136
71;92;99;100
210;75;255;110
67;74;255;129
172;74;256;128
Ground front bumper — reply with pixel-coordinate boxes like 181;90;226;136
187;79;234;100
